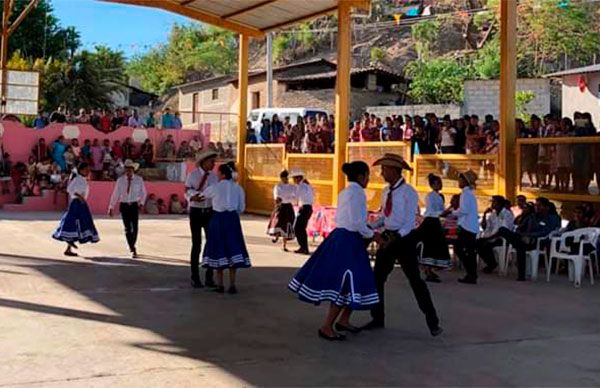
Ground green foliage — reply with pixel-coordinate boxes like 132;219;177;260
515;90;536;123
89;45;127;84
1;0;80;60
405;58;469;104
370;47;386;64
127;24;237;95
411;20;440;60
471;38;500;80
273;34;291;62
297;23;315;48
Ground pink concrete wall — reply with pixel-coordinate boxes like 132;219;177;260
0;121;204;165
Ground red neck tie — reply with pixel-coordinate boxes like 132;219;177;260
198;171;209;191
384;179;404;217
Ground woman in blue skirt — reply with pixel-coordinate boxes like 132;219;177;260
289;161;379;341
52;162;99;256
200;163;250;294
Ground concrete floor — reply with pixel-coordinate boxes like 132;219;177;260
0;212;599;387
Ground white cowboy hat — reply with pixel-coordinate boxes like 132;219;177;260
289;168;305;178
195;150;218;165
372;153;413;172
124;159;140;170
459;169;479;187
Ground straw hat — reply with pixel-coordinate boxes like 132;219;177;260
123;159;140;171
459;169;478;187
289;168;305;178
195;150;218;165
372;153;413;172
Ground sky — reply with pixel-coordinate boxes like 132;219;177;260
51;0;194;57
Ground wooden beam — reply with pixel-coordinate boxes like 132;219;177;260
237;34;250;189
1;0;13;110
179;0;196;6
222;0;278;20
498;0;517;201
332;1;352;203
7;0;39;36
101;0;264;37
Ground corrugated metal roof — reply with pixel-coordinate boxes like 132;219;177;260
544;64;600;78
277;66;405;82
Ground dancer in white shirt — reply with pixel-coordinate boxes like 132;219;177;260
199;163;250;294
290;168;314;255
289;161;378;341
456;169;480;284
108;160;147;258
52;162;99;256
267;170;297;251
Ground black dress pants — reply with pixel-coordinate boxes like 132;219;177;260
476;237;503;268
496;227;533;279
189;207;213;284
119;202;139;253
455;227;478;279
294;205;313;252
371;231;440;331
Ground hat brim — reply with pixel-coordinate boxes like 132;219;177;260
196;151;218;164
373;158;413;172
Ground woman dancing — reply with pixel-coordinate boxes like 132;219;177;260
267;170;297;251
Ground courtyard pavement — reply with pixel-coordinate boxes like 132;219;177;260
0;212;599;387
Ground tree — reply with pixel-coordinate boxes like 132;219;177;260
370;47;386;64
515;90;536;123
1;0;80;61
405;58;469;104
127;23;237;95
470;38;500;80
90;45;127;84
411;20;440;60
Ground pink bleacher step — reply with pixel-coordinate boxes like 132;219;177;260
2;189;67;212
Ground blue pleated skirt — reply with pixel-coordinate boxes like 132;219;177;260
288;228;379;310
52;199;100;244
202;210;251;269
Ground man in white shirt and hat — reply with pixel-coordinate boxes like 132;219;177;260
362;153;443;337
455;169;480;284
108;159;147;258
185;149;218;288
290;168;314;255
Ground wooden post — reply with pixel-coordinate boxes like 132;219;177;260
236;34;249;189
498;0;517;201
333;1;352;204
1;0;12;112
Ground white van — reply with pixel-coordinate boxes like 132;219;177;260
247;107;329;141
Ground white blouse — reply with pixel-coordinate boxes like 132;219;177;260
335;182;374;238
423;191;445;218
67;175;89;201
201;179;245;213
273;183;296;204
296;182;314;207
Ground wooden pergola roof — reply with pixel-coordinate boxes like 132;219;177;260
102;0;370;38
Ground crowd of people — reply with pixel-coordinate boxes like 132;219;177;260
31;106;184;132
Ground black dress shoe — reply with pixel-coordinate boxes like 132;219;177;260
205;280;216;288
190;279;204;289
458;276;477;285
335;323;361;334
228;286;238;294
318;329;346;341
361;320;385;331
430;326;444;337
482;264;498;274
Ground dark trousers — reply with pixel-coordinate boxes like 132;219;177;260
189;207;213;284
294;205;312;252
455;227;478;279
371;231;440;330
497;227;531;279
476;237;503;268
119;203;139;252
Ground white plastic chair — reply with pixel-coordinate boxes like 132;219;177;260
503;235;551;281
547;228;600;288
492;238;509;276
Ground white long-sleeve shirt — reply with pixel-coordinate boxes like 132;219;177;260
423;191;445;218
185;167;218;209
273;183;296;204
458;186;480;234
108;174;147;210
380;178;419;237
480;208;515;238
201;179;245;213
67;175;89;201
335;182;374;238
295;181;314;207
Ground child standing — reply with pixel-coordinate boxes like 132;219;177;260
200;163;250;294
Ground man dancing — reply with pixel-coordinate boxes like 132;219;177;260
362;153;443;337
108;159;147;258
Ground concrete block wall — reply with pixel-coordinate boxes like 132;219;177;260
463;79;550;119
365;104;462;119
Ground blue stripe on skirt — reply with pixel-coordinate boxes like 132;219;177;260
288;228;379;310
52;199;100;244
202;210;251;269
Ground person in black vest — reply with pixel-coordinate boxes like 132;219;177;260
185;150;218;288
290;168;314;255
362;153;443;337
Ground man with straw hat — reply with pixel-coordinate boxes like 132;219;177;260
185;150;218;288
289;168;314;255
108;159;147;258
362;153;443;337
455;169;480;284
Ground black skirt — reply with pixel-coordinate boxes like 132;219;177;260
416;217;451;268
267;202;295;239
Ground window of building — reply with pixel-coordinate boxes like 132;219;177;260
211;88;219;100
252;91;260;109
192;93;198;123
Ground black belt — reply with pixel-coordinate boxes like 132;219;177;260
120;202;138;206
